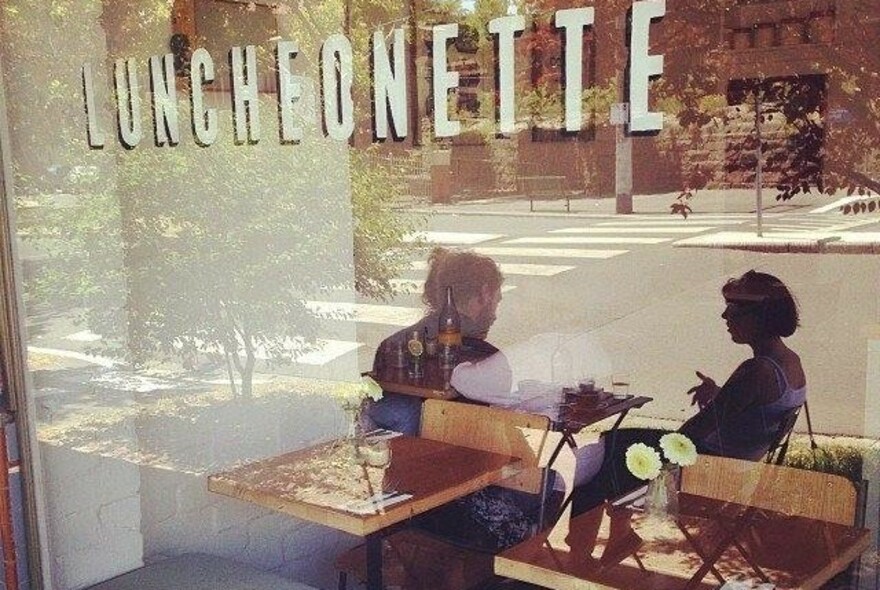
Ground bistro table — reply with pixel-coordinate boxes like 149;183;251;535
207;435;522;590
373;356;653;526
537;390;652;526
369;344;495;400
548;390;652;465
495;492;872;589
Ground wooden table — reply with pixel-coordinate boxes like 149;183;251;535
208;435;521;590
496;492;871;589
554;392;652;436
370;360;458;400
539;393;652;525
370;343;496;400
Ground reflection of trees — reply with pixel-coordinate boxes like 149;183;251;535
52;133;415;400
6;1;419;397
654;0;880;214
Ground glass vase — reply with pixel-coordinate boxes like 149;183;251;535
645;464;679;519
345;407;363;440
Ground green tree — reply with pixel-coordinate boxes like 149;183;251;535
653;0;880;216
8;1;421;397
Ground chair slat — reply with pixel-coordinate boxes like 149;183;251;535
420;399;551;493
682;454;858;526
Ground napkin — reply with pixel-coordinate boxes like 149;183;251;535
363;428;403;442
510;379;564;419
343;491;412;515
611;485;649;508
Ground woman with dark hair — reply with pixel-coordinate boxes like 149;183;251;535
679;270;806;459
572;270;806;514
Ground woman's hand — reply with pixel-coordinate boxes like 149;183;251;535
686;371;720;410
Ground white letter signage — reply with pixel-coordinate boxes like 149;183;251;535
432;23;460;138
114;58;142;148
276;41;303;143
489;15;525;135
555;7;595;132
81;64;105;148
149;53;180;146
230;45;260;143
322;34;355;141
629;0;665;132
190;48;218;146
373;28;408;140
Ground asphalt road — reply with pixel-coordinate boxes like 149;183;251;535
24;202;880;437
354;209;880;438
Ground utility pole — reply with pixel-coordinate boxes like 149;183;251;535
613;10;632;214
612;102;633;214
407;0;420;146
755;92;764;237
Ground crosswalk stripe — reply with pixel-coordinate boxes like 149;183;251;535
403;231;503;245
505;236;669;245
762;225;820;231
810;197;863;214
495;263;575;276
28;346;117;368
595;219;745;226
823;218;880;231
835;232;880;242
474;246;626;259
287;339;362;365
774;222;831;228
550;226;712;234
65;330;102;342
305;300;424;326
602;214;755;221
390;278;516;295
412;260;574;276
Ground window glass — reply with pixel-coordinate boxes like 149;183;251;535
0;0;877;588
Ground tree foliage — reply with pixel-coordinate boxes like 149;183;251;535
7;0;420;396
653;0;880;216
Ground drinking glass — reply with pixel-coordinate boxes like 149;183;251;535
611;373;630;398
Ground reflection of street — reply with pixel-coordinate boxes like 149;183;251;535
25;205;880;437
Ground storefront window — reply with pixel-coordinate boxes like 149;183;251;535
0;0;877;588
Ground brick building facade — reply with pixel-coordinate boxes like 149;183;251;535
376;0;879;200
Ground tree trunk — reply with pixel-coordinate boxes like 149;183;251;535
240;349;255;399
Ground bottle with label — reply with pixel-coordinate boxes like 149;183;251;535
407;329;424;378
423;326;438;358
437;286;462;368
387;336;407;369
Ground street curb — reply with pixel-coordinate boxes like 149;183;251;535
405;206;759;220
407;207;622;219
673;232;880;254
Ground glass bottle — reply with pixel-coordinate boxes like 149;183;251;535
407;329;424;378
423;325;438;358
437;286;461;368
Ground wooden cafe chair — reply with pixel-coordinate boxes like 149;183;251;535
336;399;552;590
681;454;859;526
764;403;802;465
681;454;867;588
419;399;552;495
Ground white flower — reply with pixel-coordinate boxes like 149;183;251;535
360;375;383;402
334;376;383;412
334;382;362;411
625;443;662;481
659;432;697;466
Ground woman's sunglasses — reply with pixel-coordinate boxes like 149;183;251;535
723;300;763;318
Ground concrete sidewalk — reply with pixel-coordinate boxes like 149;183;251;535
407;188;837;216
404;189;880;254
674;230;880;254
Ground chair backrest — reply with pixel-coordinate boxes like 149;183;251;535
681;454;858;526
420;399;551;493
765;404;802;465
